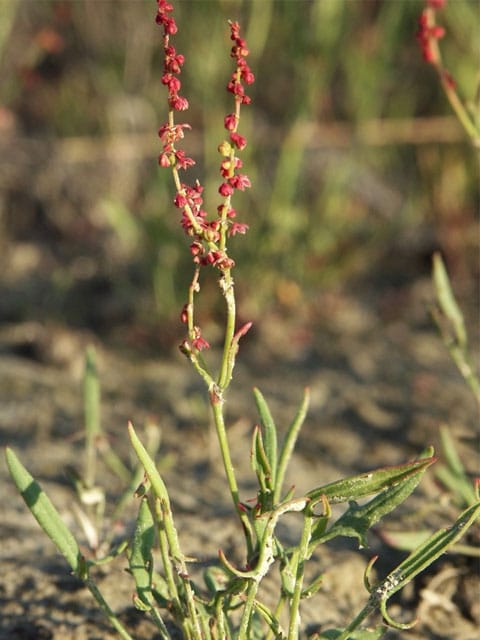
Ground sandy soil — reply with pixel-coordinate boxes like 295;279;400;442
0;274;478;639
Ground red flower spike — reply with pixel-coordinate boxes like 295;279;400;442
157;7;254;283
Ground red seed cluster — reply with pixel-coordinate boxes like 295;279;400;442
416;3;445;63
156;0;189;111
156;3;255;350
416;1;456;90
227;21;255;105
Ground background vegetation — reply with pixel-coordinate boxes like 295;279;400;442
0;0;478;349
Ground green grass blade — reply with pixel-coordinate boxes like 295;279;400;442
5;447;81;573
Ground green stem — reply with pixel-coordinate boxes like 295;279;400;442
287;516;312;640
265;595;287;640
211;398;254;555
149;607;171;640
441;77;480;144
238;581;259;640
427;8;480;146
85;579;136;640
156;499;203;640
217;269;236;390
335;601;376;640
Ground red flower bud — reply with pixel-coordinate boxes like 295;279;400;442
158;152;172;167
224;113;237;131
219;182;234;197
180;304;189;323
230;132;247;150
229;174;251;191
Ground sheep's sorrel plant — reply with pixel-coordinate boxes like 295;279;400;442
5;2;480;639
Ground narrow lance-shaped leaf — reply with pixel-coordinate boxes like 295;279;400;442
128;497;156;611
309;449;435;551
436;424;476;507
274;387;310;504
251;425;272;497
433;252;467;348
307;451;436;507
253;388;277;488
128;422;171;508
84;346;101;437
5;447;81;573
84;346;101;490
372;500;480;629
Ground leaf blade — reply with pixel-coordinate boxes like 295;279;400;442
5;447;81;573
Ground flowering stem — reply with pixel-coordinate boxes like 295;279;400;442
417;4;480;146
427;18;479;144
156;0;255;564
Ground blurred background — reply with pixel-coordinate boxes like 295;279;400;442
0;0;478;355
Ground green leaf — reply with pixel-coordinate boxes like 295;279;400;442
84;346;101;437
274;387;310;504
373;500;480;628
83;346;101;491
128;497;155;610
310;453;433;550
437;425;476;507
128;422;170;506
5;447;81;573
253;388;277;488
433;252;467;348
306;450;436;507
251;425;272;494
